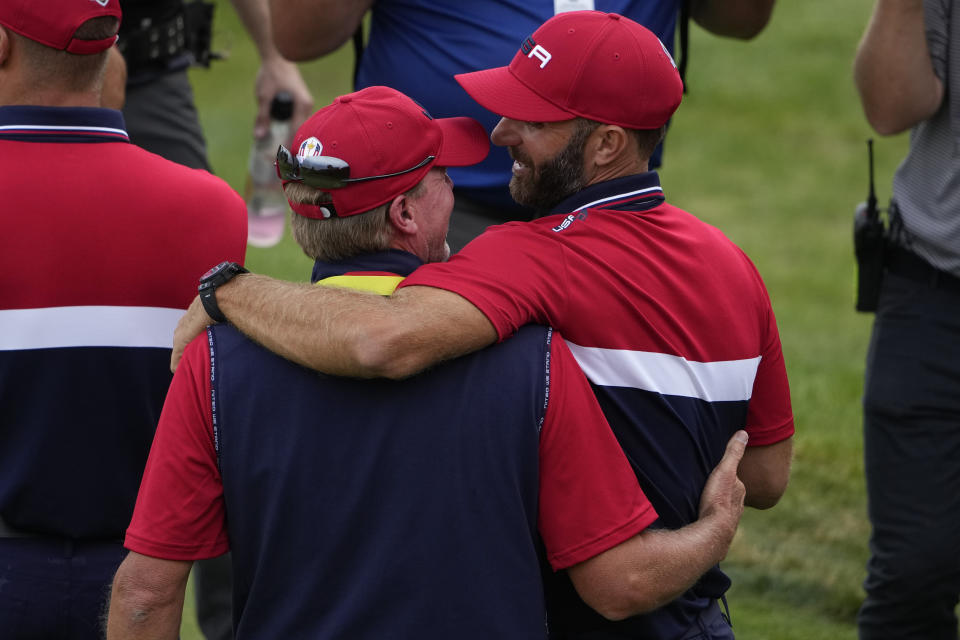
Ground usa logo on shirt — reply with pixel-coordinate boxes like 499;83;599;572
552;211;589;232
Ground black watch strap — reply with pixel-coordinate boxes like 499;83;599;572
198;261;249;323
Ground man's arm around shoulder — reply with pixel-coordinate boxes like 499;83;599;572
106;552;192;640
568;431;748;620
172;274;497;378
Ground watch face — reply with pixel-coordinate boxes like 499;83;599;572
201;261;230;281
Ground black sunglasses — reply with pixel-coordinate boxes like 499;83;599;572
275;145;435;189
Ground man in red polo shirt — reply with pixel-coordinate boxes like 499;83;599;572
172;12;793;639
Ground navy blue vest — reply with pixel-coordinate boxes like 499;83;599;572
212;251;553;639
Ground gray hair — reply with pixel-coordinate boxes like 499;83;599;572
285;180;424;262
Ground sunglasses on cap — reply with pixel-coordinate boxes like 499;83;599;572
275;145;436;189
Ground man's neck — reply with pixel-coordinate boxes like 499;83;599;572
586;157;649;187
0;89;102;107
310;249;424;285
0;71;101;107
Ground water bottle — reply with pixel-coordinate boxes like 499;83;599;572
245;92;294;248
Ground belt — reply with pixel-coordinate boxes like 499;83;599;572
884;245;960;295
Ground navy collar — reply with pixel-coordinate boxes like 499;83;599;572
549;171;665;216
311;249;424;283
0;106;129;143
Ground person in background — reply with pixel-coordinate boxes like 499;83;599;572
268;0;776;251
118;0;313;170
854;2;960;639
0;1;247;638
115;1;312;636
171;12;794;639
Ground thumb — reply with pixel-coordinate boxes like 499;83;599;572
720;430;749;468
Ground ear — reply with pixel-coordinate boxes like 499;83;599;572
587;125;632;168
0;25;11;67
387;193;419;237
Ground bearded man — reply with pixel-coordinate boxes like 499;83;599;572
172;12;794;639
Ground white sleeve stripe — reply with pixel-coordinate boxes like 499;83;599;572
565;341;761;402
0;306;185;350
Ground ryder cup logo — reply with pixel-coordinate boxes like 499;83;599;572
521;37;552;69
298;137;323;161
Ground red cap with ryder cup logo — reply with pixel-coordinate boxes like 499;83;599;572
455;11;683;130
288;86;489;219
0;0;121;54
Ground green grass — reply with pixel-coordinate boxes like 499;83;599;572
179;1;910;637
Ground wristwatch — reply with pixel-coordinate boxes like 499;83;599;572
198;261;249;323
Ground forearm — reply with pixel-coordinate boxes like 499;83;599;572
267;0;373;61
854;0;943;135
739;438;793;509
214;274;378;375
209;276;496;378
106;556;190;640
569;432;747;620
106;596;183;640
569;515;736;620
231;0;283;61
690;0;774;39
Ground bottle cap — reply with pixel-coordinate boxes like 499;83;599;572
270;92;295;121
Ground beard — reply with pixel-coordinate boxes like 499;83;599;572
507;123;595;216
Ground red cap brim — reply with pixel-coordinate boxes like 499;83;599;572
434;116;490;167
455;66;576;123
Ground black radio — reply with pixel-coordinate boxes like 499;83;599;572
853;139;886;313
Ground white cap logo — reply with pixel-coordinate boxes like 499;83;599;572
521;37;552;69
298;137;323;160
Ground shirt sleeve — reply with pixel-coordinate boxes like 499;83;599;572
744;292;795;446
124;331;230;561
399;222;570;341
539;332;659;570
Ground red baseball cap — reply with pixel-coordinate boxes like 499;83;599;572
288;86;489;219
0;0;121;54
455;11;683;130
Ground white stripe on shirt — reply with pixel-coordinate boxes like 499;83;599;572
565;341;760;402
0;306;184;350
572;186;663;212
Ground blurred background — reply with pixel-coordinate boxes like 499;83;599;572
178;1;910;637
